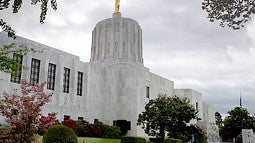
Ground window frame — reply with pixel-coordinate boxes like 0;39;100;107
30;58;40;85
47;63;56;90
77;71;83;96
10;53;23;83
63;67;70;93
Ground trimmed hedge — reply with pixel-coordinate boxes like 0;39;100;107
102;124;121;139
42;125;78;143
121;136;146;143
149;137;164;143
164;138;182;143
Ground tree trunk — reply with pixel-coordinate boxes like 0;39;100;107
159;124;165;142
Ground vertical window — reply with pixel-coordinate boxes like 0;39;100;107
77;71;83;96
146;86;150;98
64;115;70;120
10;53;23;83
47;63;56;90
30;58;40;85
63;67;70;93
196;102;199;111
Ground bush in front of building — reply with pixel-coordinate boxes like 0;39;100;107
38;112;59;135
149;137;164;143
101;124;121;139
62;118;77;131
75;121;90;137
75;120;121;139
42;125;78;143
121;136;146;143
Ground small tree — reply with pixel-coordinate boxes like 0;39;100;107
137;95;197;141
0;79;53;143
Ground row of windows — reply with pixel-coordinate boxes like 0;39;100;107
10;56;84;96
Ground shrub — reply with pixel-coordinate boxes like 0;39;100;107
62;118;77;131
74;120;121;139
42;125;78;143
75;121;87;137
164;138;183;143
102;124;121;139
121;136;146;143
87;122;103;137
74;120;102;137
149;137;164;143
38;112;59;135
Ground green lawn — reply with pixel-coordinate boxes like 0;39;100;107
78;137;120;143
39;137;120;143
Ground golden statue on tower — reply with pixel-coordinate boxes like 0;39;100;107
115;0;120;12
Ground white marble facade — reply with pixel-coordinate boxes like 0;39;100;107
0;12;218;138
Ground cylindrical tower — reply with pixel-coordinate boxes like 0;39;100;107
90;12;143;65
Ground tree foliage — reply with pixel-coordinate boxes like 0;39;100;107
38;112;59;135
0;43;35;75
0;0;57;38
0;80;53;143
187;125;207;143
0;0;55;75
221;107;255;141
137;96;197;140
202;0;255;29
215;111;223;129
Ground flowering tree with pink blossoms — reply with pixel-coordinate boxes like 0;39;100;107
0;79;53;143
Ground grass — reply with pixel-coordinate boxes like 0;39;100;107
78;137;120;143
39;137;120;143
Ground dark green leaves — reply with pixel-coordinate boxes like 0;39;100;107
0;0;11;10
0;44;35;74
0;19;16;39
12;0;22;13
221;107;255;141
40;0;48;24
202;0;255;29
0;0;57;37
137;96;197;139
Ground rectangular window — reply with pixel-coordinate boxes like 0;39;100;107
196;102;199;111
63;67;70;93
64;115;70;120
146;86;150;98
47;63;56;90
30;58;40;85
10;53;23;83
77;71;83;96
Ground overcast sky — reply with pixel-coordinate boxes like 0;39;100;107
1;0;255;116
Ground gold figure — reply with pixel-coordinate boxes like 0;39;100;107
115;0;120;12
